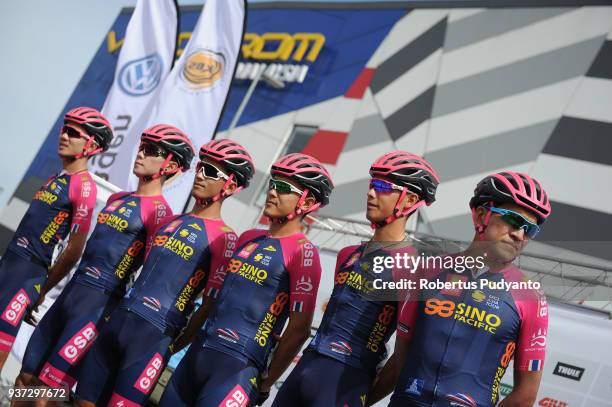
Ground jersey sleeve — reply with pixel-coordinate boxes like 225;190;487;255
334;245;359;276
68;172;97;236
514;292;548;371
286;239;322;313
141;196;173;251
105;191;130;206
203;225;238;299
396;294;419;340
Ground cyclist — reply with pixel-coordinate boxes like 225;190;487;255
159;153;334;407
369;171;551;407
74;139;253;407
0;107;111;372
16;124;197;391
272;151;439;407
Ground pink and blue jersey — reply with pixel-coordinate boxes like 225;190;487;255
307;243;416;375
392;261;548;406
7;171;96;264
200;229;322;371
119;215;237;335
72;192;170;296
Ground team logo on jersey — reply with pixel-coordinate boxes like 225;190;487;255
163;219;182;233
57;178;67;185
188;223;202;231
16;237;29;248
118;53;163;96
220;226;233;233
471;290;486;302
263;245;276;252
404;378;424;396
217;328;240;343
360;394;367;406
34;284;41;294
329;341;352;356
446;392;477;407
530;329;547;347
179;229;190;237
143;297;162;312
254;253;263;262
295;276;313;292
118;207;126;214
424;298;502;334
107;200;124;212
237;243;259;259
344;252;360;268
127;201;137;207
250;377;257;386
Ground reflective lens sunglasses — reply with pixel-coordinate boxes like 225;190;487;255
268;178;304;195
369;178;404;194
488;207;540;238
61;125;89;140
138;143;168;158
196;161;229;181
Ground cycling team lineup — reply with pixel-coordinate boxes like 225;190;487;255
0;105;552;407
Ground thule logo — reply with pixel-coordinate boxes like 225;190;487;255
553;362;584;381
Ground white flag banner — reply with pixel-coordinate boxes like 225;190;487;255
127;0;247;213
90;0;178;186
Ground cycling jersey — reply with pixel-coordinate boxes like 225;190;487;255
200;229;322;372
7;170;96;264
73;192;170;296
0;170;96;351
20;192;171;386
119;214;237;335
307;243;416;375
391;260;548;407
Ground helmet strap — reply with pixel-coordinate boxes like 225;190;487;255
140;153;177;182
195;174;240;206
472;201;494;240
370;188;424;229
73;136;102;160
267;188;320;224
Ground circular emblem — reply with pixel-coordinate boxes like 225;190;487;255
180;49;225;90
118;54;163;96
472;290;487;302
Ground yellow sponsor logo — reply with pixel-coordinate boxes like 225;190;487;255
366;305;395;353
34;190;58;205
114;240;145;280
153;235;195;261
175;269;206;311
424;298;502;334
472;290;486;302
40;211;69;244
98;213;129;233
227;259;268;285
254;292;288;346
127;201;137;207
181;49;225;90
335;270;373;293
189;223;202;231
179;229;190;237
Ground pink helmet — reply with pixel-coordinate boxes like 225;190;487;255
370;151;440;205
64;107;113;154
271;153;334;206
470;171;551;224
141;124;195;171
199;139;255;188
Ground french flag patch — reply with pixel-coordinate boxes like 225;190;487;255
528;359;543;371
292;301;304;312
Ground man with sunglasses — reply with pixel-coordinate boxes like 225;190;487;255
15;125;193;394
158;153;333;407
0;107;112;373
74;139;253;407
272;151;439;407
370;171;551;407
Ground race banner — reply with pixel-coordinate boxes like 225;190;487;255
126;0;247;212
89;0;179;185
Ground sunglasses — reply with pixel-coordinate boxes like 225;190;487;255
196;161;229;181
369;178;404;194
61;125;89;140
138;143;168;158
488;207;540;238
268;178;304;195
